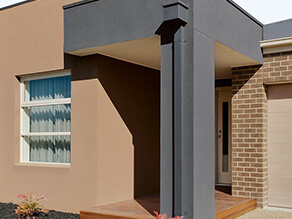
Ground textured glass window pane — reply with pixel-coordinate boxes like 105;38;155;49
222;102;229;172
23;104;71;132
24;75;71;101
29;135;70;163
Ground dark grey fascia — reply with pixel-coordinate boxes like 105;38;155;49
226;0;263;27
63;0;163;53
194;0;263;64
62;0;98;10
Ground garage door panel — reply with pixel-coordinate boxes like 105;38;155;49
269;176;292;205
268;134;292;144
269;176;292;186
268;144;292;155
268;195;292;208
268;84;292;208
268;123;292;133
269;189;292;198
269;164;292;176
268;112;292;123
268;154;292;165
268;100;292;113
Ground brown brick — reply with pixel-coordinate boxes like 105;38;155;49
244;138;256;143
270;62;280;67
238;163;250;167
244;168;257;172
232;176;244;181
233;148;244;152
251;183;263;188
263;67;273;72
251;173;266;178
244;109;256;114
264;57;273;62
238;182;250;187
281;60;292;65
244;89;256;94
275;56;288;61
270;72;281;77
251;163;264;168
238;192;251;197
244;158;256;163
233;157;244;162
232;64;268;207
251;192;263;198
233;186;244;191
245;187;257;192
244;148;256;153
238;114;249;118
238;153;250;157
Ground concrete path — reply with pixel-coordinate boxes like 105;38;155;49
238;208;292;218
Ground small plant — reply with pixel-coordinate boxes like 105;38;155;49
154;211;184;219
15;192;48;219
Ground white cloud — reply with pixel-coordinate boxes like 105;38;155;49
233;0;292;24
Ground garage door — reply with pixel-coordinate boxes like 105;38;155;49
268;84;292;208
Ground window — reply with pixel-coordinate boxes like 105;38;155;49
20;72;71;164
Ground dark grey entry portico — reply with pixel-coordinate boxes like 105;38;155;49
63;0;263;218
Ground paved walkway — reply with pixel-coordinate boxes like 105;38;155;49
238;208;292;219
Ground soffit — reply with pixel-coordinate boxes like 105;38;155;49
215;41;260;79
67;37;261;75
67;36;161;70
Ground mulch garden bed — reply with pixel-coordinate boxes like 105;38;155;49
0;203;80;219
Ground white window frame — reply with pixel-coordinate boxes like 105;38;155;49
20;71;71;164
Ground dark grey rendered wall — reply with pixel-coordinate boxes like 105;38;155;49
263;19;292;40
63;0;263;218
194;0;263;63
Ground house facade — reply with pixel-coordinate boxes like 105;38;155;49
232;19;292;208
0;0;292;218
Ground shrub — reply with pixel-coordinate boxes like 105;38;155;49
154;211;184;219
15;192;48;219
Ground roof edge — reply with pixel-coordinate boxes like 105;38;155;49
265;18;292;26
63;0;99;10
226;0;263;27
260;36;292;48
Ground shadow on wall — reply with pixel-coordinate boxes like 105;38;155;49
96;55;160;198
231;65;262;96
65;53;161;198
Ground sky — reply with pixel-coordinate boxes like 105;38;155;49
233;0;292;24
0;0;26;9
0;0;292;25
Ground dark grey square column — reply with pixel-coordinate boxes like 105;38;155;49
159;1;215;218
160;42;174;216
191;30;215;219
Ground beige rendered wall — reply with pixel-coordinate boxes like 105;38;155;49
0;0;145;213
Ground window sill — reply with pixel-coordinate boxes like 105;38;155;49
15;162;71;168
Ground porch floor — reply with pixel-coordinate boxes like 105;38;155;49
80;191;256;219
215;190;256;219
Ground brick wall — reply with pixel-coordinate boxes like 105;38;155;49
232;51;292;207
